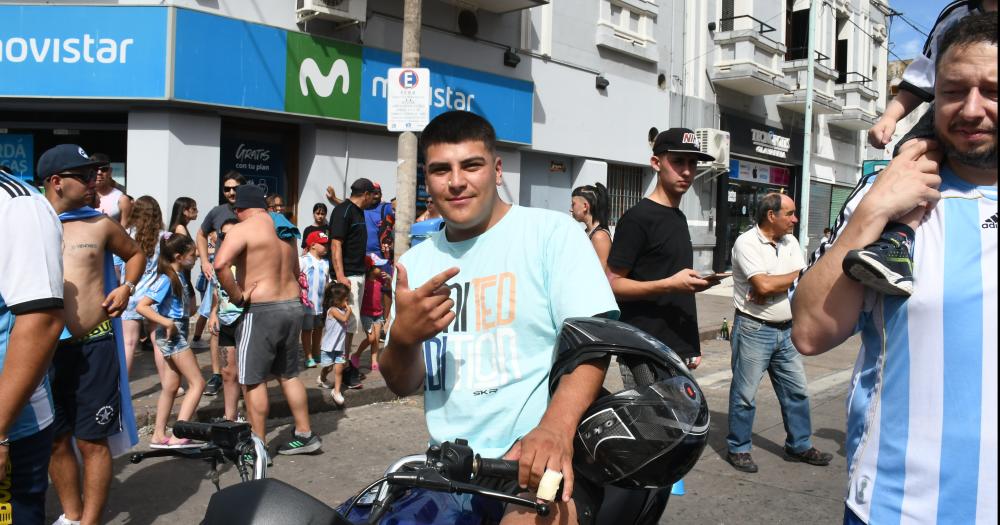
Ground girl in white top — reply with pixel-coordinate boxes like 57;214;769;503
318;282;352;407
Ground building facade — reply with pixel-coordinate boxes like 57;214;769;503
0;0;890;270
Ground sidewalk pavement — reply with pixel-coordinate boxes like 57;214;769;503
127;290;737;430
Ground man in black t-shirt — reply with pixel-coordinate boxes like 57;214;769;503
608;128;718;369
329;178;378;353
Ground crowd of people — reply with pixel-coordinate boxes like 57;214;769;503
0;7;994;525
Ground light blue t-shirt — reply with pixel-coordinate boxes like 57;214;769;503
395;205;619;458
145;274;190;320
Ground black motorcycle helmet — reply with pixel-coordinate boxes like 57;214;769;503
550;317;710;489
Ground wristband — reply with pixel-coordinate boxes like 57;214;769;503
123;281;136;295
0;437;10;447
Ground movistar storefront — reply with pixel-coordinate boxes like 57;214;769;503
0;4;533;232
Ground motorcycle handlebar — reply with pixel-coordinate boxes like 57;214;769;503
474;456;520;481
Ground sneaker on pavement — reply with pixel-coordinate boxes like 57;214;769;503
726;452;759;473
277;432;322;455
204;374;223;396
305;358;317;368
316;377;333;389
332;391;345;407
53;514;81;525
784;446;833;466
843;232;914;296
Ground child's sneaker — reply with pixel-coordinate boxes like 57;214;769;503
277;432;322;455
843;231;914;296
316;376;333;389
331;391;346;407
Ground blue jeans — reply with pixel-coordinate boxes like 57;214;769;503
726;315;813;453
6;425;56;525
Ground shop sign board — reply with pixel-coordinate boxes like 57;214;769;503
0;134;33;182
285;32;363;120
0;5;167;98
386;67;431;132
220;138;285;198
722;113;803;165
729;159;792;187
173;9;287;111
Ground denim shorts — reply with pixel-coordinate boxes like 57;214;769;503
320;347;346;367
361;314;383;333
154;318;190;357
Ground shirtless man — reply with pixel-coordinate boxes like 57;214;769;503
213;184;321;455
39;144;145;525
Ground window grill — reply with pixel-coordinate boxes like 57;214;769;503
607;164;645;226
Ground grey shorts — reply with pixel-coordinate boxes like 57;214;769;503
154;319;191;358
236;299;304;385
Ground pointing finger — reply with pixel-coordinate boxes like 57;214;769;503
395;263;410;291
417;267;460;296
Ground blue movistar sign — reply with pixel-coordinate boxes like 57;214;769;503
0;5;167;98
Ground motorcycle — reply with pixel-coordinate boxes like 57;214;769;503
199;437;672;525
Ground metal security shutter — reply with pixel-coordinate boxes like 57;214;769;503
829;186;852;225
808;182;832;252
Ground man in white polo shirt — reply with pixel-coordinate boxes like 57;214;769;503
725;192;831;473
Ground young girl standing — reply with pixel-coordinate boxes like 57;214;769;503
352;259;389;372
136;234;206;448
118;195;166;375
317;282;351;407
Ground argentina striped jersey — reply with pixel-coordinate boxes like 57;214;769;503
804;165;997;524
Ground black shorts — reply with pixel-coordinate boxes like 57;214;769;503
6;425;56;525
218;321;239;347
476;471;604;525
51;334;122;440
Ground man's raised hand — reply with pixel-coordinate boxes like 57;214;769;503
391;264;459;348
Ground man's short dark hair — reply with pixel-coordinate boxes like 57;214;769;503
89;152;110;166
419;111;497;158
756;193;784;226
936;11;998;72
223;170;246;185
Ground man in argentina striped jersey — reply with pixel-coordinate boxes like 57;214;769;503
792;13;997;525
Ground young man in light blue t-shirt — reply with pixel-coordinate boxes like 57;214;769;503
382;111;619;525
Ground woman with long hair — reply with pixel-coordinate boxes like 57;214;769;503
119;195;167;375
168;196;198;237
570;183;612;272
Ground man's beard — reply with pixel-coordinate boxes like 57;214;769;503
942;128;998;170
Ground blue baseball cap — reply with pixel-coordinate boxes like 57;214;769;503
36;144;104;183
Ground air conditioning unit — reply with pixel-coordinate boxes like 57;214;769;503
296;0;367;24
695;128;730;168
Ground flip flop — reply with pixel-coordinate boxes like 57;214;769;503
151;438;202;449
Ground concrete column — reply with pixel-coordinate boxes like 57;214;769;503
126;110;221;236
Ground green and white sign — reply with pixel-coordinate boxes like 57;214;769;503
285;32;362;120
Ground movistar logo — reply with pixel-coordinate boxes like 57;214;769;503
299;58;351;97
983;212;998;229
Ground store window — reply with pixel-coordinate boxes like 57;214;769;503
785;0;809;60
607;163;644;226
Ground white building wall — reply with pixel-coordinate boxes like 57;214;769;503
126;110;220;236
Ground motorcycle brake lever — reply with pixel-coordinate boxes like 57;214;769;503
386;470;551;516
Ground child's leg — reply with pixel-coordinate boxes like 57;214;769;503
333;361;345;395
319;364;333;384
122;319;141;376
370;322;383;370
153;351;181;443
301;327;314;364
170;349;206;422
310;326;323;362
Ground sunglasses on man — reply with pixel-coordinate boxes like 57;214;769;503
56;169;97;183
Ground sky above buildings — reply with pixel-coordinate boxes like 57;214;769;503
888;0;946;61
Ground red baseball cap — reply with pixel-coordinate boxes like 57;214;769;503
306;231;330;247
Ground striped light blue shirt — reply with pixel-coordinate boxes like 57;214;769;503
807;165;997;524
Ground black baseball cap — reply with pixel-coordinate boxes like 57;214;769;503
36;144;104;182
350;178;377;194
652;128;715;162
234;184;267;209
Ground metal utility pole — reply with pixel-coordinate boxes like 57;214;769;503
394;0;422;261
798;0;818;254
